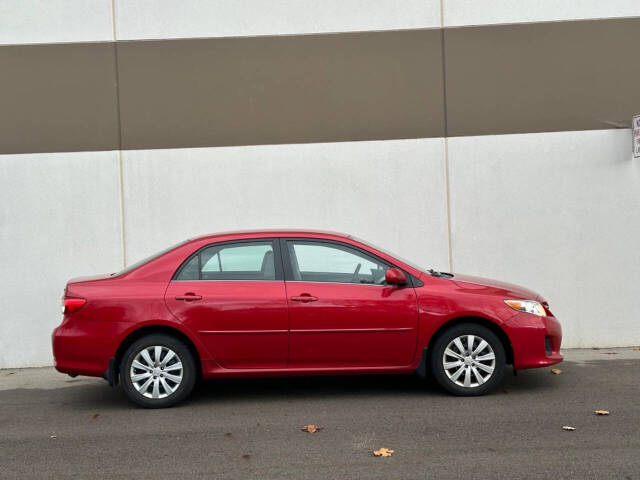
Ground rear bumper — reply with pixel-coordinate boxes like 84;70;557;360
52;317;126;378
505;312;563;370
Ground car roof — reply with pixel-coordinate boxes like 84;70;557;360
122;229;426;280
190;229;353;241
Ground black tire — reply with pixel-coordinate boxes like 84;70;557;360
120;334;196;408
430;323;505;396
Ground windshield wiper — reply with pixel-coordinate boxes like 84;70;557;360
427;269;454;279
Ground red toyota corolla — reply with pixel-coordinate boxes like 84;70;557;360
52;230;562;408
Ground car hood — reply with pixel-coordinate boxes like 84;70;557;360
449;273;542;300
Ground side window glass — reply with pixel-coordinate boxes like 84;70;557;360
175;255;199;280
288;242;388;284
201;251;221;273
220;245;271;272
176;241;276;280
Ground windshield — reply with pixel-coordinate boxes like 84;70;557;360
350;236;429;273
113;240;190;276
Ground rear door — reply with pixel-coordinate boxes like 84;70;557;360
165;239;288;369
282;239;418;367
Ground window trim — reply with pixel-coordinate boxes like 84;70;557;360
280;238;416;287
172;238;283;281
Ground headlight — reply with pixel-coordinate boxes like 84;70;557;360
504;299;546;316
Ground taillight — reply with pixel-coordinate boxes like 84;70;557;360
62;297;86;314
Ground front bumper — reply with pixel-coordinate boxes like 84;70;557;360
505;312;563;370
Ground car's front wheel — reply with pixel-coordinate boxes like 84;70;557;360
430;323;505;396
120;334;196;408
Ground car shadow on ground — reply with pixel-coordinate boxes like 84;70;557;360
185;367;556;405
2;365;560;411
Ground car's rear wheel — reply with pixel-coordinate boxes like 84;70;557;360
430;323;505;396
120;334;196;408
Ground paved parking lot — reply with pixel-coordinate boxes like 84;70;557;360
1;348;639;479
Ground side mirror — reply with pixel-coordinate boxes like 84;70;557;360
385;268;407;286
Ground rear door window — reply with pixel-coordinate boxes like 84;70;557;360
175;241;277;281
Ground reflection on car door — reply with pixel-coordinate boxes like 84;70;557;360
165;239;289;369
282;239;419;367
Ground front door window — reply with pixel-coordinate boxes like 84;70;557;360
287;241;387;285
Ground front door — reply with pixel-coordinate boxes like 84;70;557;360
283;239;418;367
165;239;288;369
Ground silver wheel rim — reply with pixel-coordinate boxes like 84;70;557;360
443;334;495;388
130;346;183;399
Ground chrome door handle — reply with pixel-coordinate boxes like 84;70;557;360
290;294;318;303
175;293;202;302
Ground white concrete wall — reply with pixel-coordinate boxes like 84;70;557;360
0;151;123;367
7;0;637;44
114;0;441;40
443;0;640;27
0;0;114;45
448;130;640;348
122;139;450;271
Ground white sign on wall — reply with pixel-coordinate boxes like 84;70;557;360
634;114;640;158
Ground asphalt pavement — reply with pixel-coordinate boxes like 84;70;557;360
1;348;639;479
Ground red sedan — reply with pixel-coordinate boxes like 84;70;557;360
53;230;562;408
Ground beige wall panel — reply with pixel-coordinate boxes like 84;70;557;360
0;43;119;154
117;30;445;150
445;17;640;136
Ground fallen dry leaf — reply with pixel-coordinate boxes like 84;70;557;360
91;414;99;421
550;368;562;375
301;424;322;433
6;372;15;375
242;454;250;460
594;410;610;416
633;346;640;351
373;447;394;457
603;352;618;355
224;432;233;438
562;426;576;431
591;347;600;350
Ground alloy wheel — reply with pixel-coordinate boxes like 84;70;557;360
442;334;496;388
129;345;183;399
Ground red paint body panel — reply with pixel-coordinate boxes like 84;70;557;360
52;230;563;381
286;282;418;367
165;280;289;369
55;276;211;376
